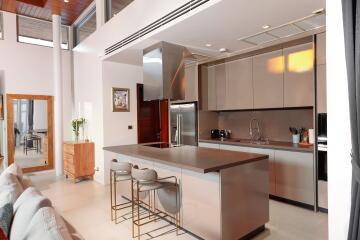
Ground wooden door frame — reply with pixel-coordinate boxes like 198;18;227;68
6;94;54;173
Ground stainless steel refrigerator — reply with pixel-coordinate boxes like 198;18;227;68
170;102;198;146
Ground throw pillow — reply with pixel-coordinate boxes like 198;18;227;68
2;164;23;182
0;174;24;206
23;207;73;240
0;203;13;239
10;190;51;240
13;187;42;213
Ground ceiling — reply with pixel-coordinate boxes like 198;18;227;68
0;0;93;25
106;0;326;65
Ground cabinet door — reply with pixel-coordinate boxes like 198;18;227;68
250;148;276;196
207;66;217;111
253;50;284;109
316;32;326;65
274;150;314;205
185;64;198;102
219;144;275;195
215;64;226;110
225;58;253;110
317;64;327;113
283;43;314;107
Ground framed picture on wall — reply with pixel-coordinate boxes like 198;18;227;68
0;95;3;120
112;88;130;112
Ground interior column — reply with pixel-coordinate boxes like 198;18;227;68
95;0;106;29
52;14;63;176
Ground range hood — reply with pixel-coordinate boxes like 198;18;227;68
143;42;193;101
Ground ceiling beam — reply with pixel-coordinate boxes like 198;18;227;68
2;0;17;12
17;0;48;8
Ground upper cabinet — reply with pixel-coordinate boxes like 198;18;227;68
225;57;253;110
317;64;327;113
201;40;317;111
283;43;314;108
207;63;226;111
207;66;217;111
184;64;198;102
215;64;227;110
316;32;326;65
316;32;327;113
253;50;284;109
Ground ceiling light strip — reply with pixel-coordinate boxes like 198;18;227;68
105;0;210;55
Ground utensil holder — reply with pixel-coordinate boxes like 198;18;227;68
292;134;300;144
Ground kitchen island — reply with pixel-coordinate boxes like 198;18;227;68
104;144;269;240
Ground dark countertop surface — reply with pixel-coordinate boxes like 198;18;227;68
103;144;268;173
199;138;314;153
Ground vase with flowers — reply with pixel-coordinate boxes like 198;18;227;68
72;118;86;142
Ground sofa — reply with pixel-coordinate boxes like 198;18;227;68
0;164;83;240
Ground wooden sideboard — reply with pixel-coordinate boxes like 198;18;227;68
63;141;95;183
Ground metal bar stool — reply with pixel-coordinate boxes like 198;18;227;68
131;167;179;239
110;159;135;224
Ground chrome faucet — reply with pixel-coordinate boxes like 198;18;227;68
249;118;262;141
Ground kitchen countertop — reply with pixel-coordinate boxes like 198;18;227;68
103;144;268;173
199;138;314;153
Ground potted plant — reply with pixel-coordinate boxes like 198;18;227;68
72;118;86;142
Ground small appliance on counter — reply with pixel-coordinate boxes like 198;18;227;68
211;129;220;139
211;129;231;139
219;129;231;139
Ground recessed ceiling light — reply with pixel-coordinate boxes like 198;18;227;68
64;0;69;3
262;25;271;29
205;43;212;47
219;48;228;53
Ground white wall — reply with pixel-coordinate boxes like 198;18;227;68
102;61;143;184
327;0;352;239
73;50;104;182
0;11;72;167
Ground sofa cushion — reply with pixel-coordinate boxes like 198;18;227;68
2;164;23;182
10;188;52;240
23;207;73;240
0;203;13;239
0;174;23;206
13;187;41;213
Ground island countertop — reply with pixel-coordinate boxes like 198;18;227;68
103;144;268;173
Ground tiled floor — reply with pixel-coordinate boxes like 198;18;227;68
28;171;328;240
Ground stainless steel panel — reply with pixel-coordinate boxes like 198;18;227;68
143;42;186;101
180;103;197;146
170;103;198;146
220;158;269;240
275;150;315;205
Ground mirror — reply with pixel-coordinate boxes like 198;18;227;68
7;94;53;173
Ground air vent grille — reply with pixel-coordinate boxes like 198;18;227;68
238;11;325;46
105;0;210;56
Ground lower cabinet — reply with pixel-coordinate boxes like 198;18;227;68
199;142;315;205
219;144;275;195
274;150;315;205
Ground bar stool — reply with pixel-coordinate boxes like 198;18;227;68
110;159;134;224
131;167;179;239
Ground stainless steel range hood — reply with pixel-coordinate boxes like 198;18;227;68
143;42;192;101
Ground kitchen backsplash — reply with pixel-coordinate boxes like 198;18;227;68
199;109;314;142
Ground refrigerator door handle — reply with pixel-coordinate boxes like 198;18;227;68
176;114;180;145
